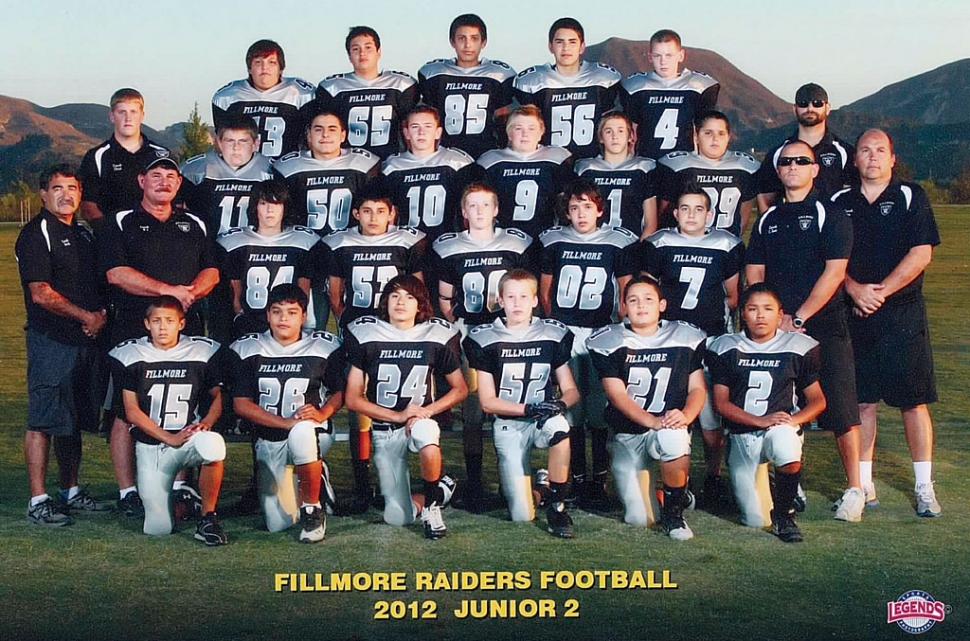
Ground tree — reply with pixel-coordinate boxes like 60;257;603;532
179;103;212;160
950;164;970;204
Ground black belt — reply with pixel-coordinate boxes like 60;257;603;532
372;422;406;431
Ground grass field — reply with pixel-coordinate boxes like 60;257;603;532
0;210;967;641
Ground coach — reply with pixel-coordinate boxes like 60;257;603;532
746;140;865;523
16;164;109;525
834;129;942;517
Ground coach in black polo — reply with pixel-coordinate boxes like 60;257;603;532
16;164;109;526
746;139;866;523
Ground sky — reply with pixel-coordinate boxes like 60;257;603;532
1;0;968;129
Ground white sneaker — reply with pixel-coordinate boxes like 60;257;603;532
863;483;879;507
299;505;326;543
834;487;864;522
422;503;447;539
915;482;942;517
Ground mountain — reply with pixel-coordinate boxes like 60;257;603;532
33;102;186;150
0;95;98;155
584;38;795;147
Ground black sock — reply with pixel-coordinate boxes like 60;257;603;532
352;458;371;497
591;429;610;475
570;424;587;479
663;484;687;519
549;482;568;507
465;454;483;490
774;469;801;515
424;479;443;507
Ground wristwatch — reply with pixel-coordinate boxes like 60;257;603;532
792;316;805;329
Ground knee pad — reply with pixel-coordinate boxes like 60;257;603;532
536;415;570;449
765;425;803;467
193;431;226;463
656;429;691;461
408;418;440;453
287;421;320;466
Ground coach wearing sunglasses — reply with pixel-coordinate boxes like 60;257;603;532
746;139;865;524
755;83;857;212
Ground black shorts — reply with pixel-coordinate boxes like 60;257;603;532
26;330;103;436
804;313;860;435
850;297;937;408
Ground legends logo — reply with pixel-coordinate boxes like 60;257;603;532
886;590;951;634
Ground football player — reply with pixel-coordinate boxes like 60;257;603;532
620;30;719;160
644;186;743;505
229;284;343;542
317;27;418;160
706;284;826;542
656;110;759;236
418;14;516;158
212;40;316;159
539;179;639;506
587;276;707;539
465;270;578;536
514;17;621;160
476;105;573;240
574;110;659;238
110;297;226;544
343;275;467;538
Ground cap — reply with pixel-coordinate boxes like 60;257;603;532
141;155;180;174
795;83;828;104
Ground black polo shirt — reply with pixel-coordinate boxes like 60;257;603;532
834;180;941;306
747;195;852;319
100;206;217;319
79;135;171;219
16;209;103;345
756;129;857;199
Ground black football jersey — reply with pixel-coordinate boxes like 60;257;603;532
513;61;622;159
644;228;743;336
540;225;639;328
656;150;759;237
432;228;535;326
212;77;317;159
344;316;461;417
464;317;573;412
316;71;419;159
706;330;821;433
179;151;275;236
574;155;658;235
272;148;379;235
587;321;706;434
620;69;719;160
79;137;171;219
322;226;427;326
476;146;573;240
110;335;222;444
417;58;516;158
228;329;342;441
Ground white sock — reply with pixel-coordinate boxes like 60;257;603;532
859;461;873;488
913;461;932;487
119;486;137;499
301;502;322;511
172;480;187;491
30;493;50;507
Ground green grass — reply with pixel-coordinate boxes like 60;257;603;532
0;211;968;641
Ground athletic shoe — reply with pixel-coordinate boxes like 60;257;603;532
117;491;145;518
546;504;574;539
438;475;457;508
834;487;864;522
771;510;803;543
320;461;337;516
580;479;611;510
422;503;447;540
173;486;202;522
864;483;880;508
299;505;326;543
915;482;942;517
194;512;228;546
793;484;807;513
26;498;71;527
660;514;694;541
231;485;261;516
61;489;112;513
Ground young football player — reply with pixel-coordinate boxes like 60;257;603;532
228;284;343;543
539;179;639;506
587;276;707;539
343;275;467;538
706;284;826;542
464;270;578;536
317;26;418;160
432;183;535;508
575;110;659;238
212;39;317;159
655;111;759;236
620;30;719;160
476;105;573;240
514;17;621;160
644;185;742;504
110;297;226;544
418;14;516;158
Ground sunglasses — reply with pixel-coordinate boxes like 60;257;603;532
777;156;814;167
796;99;826;108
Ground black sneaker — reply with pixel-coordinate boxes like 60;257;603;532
195;512;228;546
299;505;326;543
422;503;447;540
660;513;694;541
320;461;337;516
580;479;611;510
771;510;804;543
174;486;202;522
61;489;112;513
27;498;71;526
231;485;261;516
546;504;574;539
793;484;807;513
117;491;145;518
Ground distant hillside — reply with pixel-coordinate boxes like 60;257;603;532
0;95;98;155
33;102;187;150
841;59;970;126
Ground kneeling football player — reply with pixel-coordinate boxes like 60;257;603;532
110;297;227;544
464;269;579;537
706;284;826;543
587;276;706;540
228;284;344;543
343;275;467;538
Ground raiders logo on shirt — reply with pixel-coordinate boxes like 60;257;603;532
879;202;894;216
798;216;813;231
